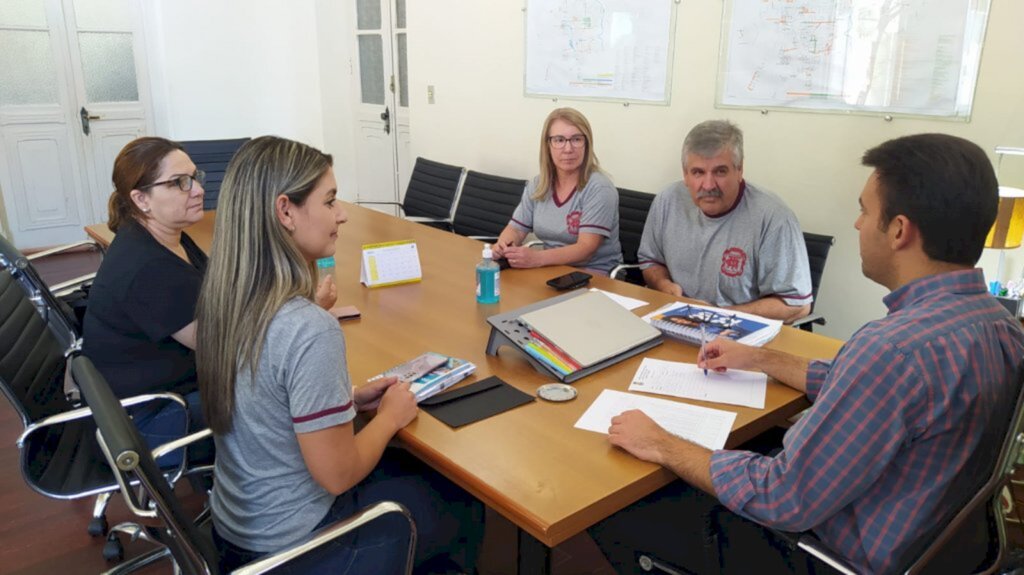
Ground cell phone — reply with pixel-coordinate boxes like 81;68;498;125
546;271;593;290
371;352;449;384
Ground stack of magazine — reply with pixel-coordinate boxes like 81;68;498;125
641;302;782;347
371;353;477;402
409;357;476;401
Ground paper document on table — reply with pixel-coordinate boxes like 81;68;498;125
588;288;648;311
574;389;736;450
628;358;767;409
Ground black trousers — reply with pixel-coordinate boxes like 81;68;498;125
588;480;835;575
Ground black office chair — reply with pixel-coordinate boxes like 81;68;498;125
180;138;251;210
639;360;1024;575
450;170;527;241
0;233;199;571
356;157;465;229
71;353;418;575
791;232;835;332
609;187;655;286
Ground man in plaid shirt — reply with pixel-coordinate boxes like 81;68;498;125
591;133;1024;574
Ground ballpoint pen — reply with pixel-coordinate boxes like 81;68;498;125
700;322;708;377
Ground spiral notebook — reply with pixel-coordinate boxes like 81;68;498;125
642;302;782;348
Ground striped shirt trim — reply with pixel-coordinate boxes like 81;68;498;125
510;217;532;230
292;401;353;424
764;292;814;301
579;223;612;232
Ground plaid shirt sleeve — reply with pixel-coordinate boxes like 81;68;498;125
710;333;917;532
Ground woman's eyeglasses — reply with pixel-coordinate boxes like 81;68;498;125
140;170;206;192
548;135;587;149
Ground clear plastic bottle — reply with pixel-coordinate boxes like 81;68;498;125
476;244;500;304
316;256;336;284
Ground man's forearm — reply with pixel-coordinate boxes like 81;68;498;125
753;347;811;393
658;437;716;495
728;297;810;323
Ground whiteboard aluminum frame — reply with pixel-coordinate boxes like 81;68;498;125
522;0;679;107
714;0;992;122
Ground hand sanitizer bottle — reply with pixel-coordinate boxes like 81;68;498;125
476;244;500;304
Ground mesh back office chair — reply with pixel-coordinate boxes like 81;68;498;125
356;157;465;228
791;232;835;331
609;187;655;285
180;138;251;210
71;353;418;575
640;361;1024;575
450;170;527;241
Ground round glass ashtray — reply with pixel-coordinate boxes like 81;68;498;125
537;383;578;402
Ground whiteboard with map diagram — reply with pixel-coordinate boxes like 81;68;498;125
717;0;991;119
524;0;676;104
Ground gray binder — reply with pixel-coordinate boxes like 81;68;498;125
485;290;663;383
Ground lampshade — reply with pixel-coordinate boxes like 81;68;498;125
986;186;1024;250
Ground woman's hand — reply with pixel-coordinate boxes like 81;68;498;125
504;245;544;268
315;275;337;310
354;375;399;412
376;381;418;431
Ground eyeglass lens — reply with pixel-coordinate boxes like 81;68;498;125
174;170;206;191
549;135;586;148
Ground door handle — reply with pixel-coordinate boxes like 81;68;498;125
380;106;391;135
80;107;100;136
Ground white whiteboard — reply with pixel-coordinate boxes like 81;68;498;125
524;0;676;104
717;0;991;119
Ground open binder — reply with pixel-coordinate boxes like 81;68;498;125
486;290;663;383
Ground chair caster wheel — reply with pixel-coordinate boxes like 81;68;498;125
88;516;108;537
103;537;124;562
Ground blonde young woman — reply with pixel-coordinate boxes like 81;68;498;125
493;107;622;274
196;136;480;574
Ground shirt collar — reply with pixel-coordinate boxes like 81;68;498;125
883;268;987;313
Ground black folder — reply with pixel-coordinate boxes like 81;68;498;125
419;376;534;428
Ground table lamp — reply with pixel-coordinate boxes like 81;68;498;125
986;186;1024;285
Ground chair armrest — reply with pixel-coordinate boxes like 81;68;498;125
524;240;544;248
794;534;859;575
405;216;452;227
791;313;826;331
17;392;188;449
25;240;104;260
467;235;499;243
50;272;96;297
610;263;642;281
233;501;417;575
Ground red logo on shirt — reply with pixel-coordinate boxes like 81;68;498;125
721;247;747;277
566;211;581;235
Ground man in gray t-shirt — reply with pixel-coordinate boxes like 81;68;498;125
638;120;812;321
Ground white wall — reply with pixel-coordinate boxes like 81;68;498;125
407;1;1024;340
314;0;359;202
143;0;326;147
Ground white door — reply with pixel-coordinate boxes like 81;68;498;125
0;0;151;249
353;0;411;215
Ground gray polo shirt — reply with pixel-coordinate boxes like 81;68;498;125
638;180;812;307
211;297;355;553
509;171;623;273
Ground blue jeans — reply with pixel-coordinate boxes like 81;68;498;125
213;448;483;574
130;389;213;468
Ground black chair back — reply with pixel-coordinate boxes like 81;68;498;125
617;188;655;286
402;157;464;220
72;354;221;575
451;170;526;239
803;232;834;314
181;138;251;211
0;235;114;500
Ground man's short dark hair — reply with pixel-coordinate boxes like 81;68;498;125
862;133;998;265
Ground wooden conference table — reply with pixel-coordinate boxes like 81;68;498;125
87;203;844;573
